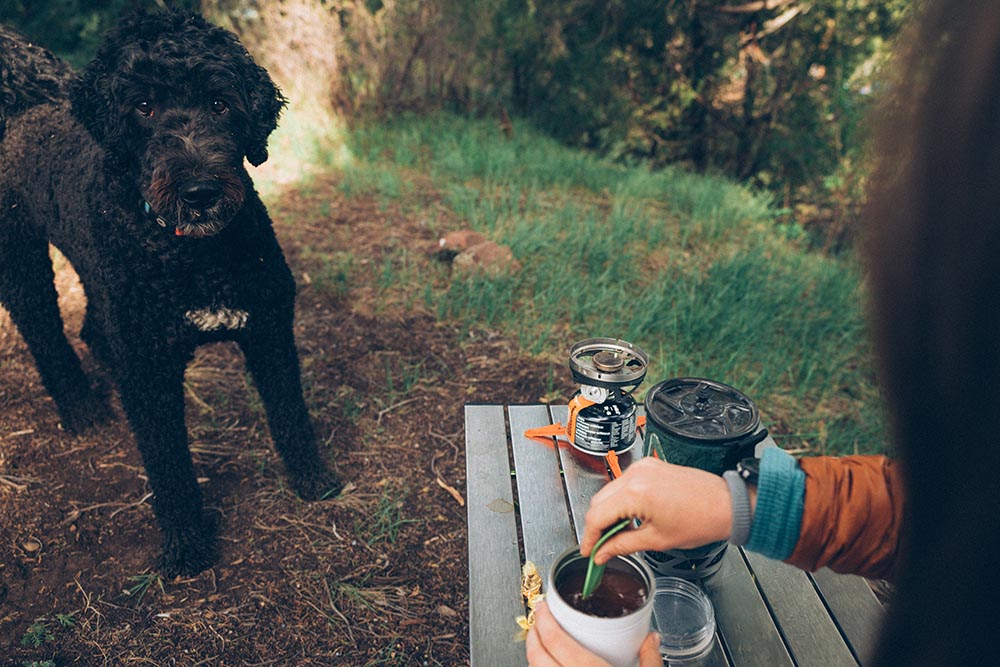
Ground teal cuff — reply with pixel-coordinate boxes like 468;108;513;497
744;447;805;560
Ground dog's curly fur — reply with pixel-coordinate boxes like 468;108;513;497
0;25;75;140
0;11;340;577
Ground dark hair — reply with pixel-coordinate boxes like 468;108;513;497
864;2;1000;664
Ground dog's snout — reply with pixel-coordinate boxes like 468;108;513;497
179;180;223;208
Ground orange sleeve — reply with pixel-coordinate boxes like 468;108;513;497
784;455;905;580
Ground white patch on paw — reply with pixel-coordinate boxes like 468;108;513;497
185;307;249;331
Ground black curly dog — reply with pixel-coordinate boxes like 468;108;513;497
0;11;341;576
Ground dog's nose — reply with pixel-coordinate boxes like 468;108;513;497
179;180;223;209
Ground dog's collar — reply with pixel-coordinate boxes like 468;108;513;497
143;201;187;237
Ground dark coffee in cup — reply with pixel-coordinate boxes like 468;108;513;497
555;557;649;618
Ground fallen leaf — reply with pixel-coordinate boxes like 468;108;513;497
487;498;514;513
437;604;458;618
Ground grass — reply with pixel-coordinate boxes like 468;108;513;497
302;247;356;301
121;572;163;607
355;484;417;547
270;111;884;456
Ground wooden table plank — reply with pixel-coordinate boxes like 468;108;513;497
508;405;577;577
465;404;528;667
703;548;794;667
549;405;608;541
743;553;858;666
809;568;885;665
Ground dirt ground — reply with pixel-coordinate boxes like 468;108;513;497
0;174;575;666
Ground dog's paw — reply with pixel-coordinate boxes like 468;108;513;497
158;527;217;579
289;468;343;501
58;393;112;434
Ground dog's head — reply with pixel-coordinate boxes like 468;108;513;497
70;10;286;237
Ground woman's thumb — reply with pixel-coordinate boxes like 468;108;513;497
639;632;662;667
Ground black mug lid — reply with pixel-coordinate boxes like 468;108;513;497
645;378;759;442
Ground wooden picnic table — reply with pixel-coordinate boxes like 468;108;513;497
465;404;885;667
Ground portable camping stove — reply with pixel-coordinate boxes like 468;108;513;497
565;338;649;455
524;338;649;458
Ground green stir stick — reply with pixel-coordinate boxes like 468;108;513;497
581;518;632;599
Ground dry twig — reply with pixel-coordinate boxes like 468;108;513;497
58;492;152;527
430;428;465;506
375;396;421;426
0;473;36;491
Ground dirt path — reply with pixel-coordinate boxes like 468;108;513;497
0;175;572;666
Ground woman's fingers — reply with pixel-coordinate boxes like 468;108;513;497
639;631;663;667
581;509;637;558
581;458;673;556
527;601;612;667
580;463;652;554
581;457;734;561
592;524;661;565
527;602;663;667
525;620;560;667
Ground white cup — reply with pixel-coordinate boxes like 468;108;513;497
546;547;656;667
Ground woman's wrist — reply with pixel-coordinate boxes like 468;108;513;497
723;470;754;545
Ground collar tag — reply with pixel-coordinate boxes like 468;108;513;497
143;201;169;228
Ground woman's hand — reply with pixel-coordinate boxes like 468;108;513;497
580;457;735;565
526;600;662;666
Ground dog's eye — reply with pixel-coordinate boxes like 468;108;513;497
211;100;228;115
136;101;154;118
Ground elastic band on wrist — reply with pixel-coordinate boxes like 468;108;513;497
723;470;752;546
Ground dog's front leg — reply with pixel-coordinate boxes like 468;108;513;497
113;349;215;577
239;316;342;501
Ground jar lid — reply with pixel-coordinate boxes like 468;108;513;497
653;577;716;662
645;378;759;442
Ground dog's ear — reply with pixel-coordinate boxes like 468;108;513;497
240;58;287;167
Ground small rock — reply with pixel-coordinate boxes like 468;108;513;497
434;229;488;261
439;229;487;253
453;241;521;276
